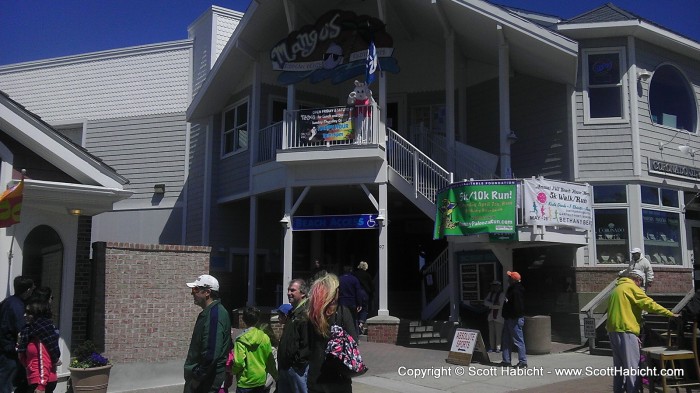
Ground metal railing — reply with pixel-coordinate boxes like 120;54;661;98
255;121;283;164
386;128;453;203
421;248;450;310
579;278;617;348
282;104;381;149
409;124;496;180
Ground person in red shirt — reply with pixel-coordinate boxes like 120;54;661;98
18;301;60;393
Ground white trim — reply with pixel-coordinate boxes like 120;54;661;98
645;62;699;135
628;37;642;176
582;46;629;124
220;98;250;158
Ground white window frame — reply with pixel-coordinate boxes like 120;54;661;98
221;99;249;158
582;47;629;124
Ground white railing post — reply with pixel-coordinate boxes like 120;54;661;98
282;110;289;149
413;150;419;198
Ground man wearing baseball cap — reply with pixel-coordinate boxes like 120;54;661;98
183;274;232;393
500;271;527;368
618;248;654;291
607;269;678;393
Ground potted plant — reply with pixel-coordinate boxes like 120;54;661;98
68;340;112;393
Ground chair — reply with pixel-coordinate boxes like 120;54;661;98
641;320;700;392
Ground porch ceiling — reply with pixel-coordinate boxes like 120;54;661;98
188;0;578;119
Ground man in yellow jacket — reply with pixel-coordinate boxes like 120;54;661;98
606;269;679;393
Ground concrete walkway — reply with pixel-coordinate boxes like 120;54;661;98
109;340;616;393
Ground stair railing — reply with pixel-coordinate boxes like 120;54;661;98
421;248;450;311
579;278;617;350
386;128;453;203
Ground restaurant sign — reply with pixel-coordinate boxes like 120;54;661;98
648;158;700;181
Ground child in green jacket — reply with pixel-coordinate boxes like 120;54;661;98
231;307;278;392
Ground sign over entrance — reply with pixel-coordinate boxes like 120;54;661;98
292;214;379;231
269;10;399;85
433;180;517;239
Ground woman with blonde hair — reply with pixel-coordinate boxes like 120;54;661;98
306;273;357;393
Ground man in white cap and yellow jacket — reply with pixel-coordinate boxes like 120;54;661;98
606;269;678;393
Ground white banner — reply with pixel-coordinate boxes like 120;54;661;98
523;179;593;230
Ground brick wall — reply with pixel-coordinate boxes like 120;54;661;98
575;266;693;294
96;242;211;363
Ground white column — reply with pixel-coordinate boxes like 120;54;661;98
247;196;258;306
282;187;293;292
448;241;459;321
445;32;456;173
498;25;512;178
377;182;389;316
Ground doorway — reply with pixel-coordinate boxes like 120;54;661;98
23;225;64;326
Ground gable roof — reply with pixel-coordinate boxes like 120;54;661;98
0;90;129;189
557;3;700;61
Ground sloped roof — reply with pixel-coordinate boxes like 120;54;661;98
562;3;638;24
0;90;129;188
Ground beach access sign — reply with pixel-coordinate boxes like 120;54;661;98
433;180;517;239
523;179;592;230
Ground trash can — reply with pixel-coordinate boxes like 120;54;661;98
524;315;551;355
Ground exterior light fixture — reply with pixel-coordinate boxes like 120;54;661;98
637;70;652;81
68;208;82;216
679;145;696;157
154;184;165;194
280;215;291;228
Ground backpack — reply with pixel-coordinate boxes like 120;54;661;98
324;324;368;377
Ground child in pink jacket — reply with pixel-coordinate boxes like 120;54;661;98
17;301;60;392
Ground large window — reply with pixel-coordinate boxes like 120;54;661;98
222;101;248;156
583;48;627;122
649;65;697;132
642;209;681;265
594;209;629;264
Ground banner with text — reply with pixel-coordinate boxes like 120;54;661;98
299;106;354;143
434;180;517;239
523;179;592;230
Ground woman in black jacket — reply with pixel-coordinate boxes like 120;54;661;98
306;273;357;393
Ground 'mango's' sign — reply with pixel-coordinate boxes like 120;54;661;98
269;10;398;85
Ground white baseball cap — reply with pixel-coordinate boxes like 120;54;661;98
186;274;219;291
630;247;642;254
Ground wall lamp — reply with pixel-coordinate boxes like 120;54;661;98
68;208;82;216
637;70;652;81
679;145;696;157
154;183;166;194
280;215;291;228
507;131;518;143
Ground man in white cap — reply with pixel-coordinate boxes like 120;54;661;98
606;269;678;393
183;274;232;393
619;248;653;291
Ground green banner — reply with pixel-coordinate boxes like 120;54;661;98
434;180;517;239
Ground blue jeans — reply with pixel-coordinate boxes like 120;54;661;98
236;387;266;393
501;317;527;364
0;352;21;393
276;364;308;393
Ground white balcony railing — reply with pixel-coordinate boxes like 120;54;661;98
282;104;382;149
255;121;283;164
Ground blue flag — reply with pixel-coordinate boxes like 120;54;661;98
365;39;379;85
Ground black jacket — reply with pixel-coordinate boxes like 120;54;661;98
307;306;357;393
502;281;525;319
277;299;310;370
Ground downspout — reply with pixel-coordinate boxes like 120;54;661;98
498;25;512;178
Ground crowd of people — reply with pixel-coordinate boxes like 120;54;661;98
0;276;61;393
184;259;373;393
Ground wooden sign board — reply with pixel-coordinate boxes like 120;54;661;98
584;317;596;338
445;328;488;366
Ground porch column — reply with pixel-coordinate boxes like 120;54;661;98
445;31;456;173
247;196;258;305
448;240;459;321
491;245;514;286
282;187;293;299
377;182;389;316
497;25;512;178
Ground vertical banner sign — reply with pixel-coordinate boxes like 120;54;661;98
523;179;593;230
299;106;354;143
0;179;24;228
434;180;517;239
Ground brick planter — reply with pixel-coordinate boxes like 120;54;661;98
366;316;400;344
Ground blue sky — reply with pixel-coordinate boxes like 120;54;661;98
1;0;699;66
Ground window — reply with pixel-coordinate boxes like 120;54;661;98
593;185;627;203
222;101;248;156
642;209;681;265
641;186;679;208
583;48;627;122
594;209;629;264
649;65;697;132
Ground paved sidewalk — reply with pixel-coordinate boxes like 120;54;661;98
109;340;615;393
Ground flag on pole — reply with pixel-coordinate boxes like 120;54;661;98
0;179;24;228
365;39;379;85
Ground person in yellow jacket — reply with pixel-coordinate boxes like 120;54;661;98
606;269;679;393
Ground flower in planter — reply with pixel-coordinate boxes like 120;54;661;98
69;340;110;368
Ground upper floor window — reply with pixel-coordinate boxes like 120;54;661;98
583;48;627;123
649;65;697;133
222;101;248;156
593;184;627;204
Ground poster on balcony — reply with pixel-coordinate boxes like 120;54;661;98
299;106;354;143
523;178;593;230
433;180;517;239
